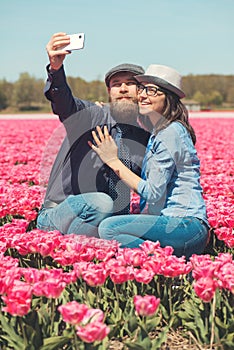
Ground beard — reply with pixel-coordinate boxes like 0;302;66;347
109;98;139;125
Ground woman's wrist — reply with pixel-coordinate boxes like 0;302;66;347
106;157;120;168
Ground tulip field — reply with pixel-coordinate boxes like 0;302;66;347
0;112;233;349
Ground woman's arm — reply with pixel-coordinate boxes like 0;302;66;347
89;126;141;192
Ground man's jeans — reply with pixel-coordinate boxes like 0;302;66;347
37;193;113;237
99;214;209;259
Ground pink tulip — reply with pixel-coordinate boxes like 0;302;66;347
76;321;110;343
193;277;218;302
110;265;134;284
58;301;89;325
217;262;234;291
81;308;104;324
133;295;160;316
32;270;67;298
82;266;107;287
122;248;147;267
94;247;117;261
160;255;191;277
2;280;33;316
134;268;155;284
0;268;22;295
141;257;162;274
139;240;161;255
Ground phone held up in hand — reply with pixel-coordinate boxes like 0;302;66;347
61;33;85;51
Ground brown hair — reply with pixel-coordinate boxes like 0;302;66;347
138;90;196;144
155;91;196;144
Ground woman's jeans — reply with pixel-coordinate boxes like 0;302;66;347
99;215;209;259
37;193;113;237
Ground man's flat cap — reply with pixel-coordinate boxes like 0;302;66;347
105;63;144;87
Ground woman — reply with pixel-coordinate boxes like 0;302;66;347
90;64;209;259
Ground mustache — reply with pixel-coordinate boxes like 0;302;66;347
116;95;131;99
110;96;138;104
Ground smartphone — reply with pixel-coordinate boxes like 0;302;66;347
61;33;85;51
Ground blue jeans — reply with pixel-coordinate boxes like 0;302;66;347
37;193;113;237
98;215;209;259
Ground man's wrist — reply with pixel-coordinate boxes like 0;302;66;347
48;65;59;73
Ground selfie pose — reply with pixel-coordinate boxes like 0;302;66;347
37;32;150;237
90;64;209;258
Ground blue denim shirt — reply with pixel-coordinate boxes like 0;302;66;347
137;122;208;225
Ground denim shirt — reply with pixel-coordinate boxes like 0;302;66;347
137;122;208;225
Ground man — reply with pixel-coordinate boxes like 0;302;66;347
37;32;150;237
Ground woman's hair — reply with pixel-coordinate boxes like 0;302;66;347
156;91;196;144
138;90;196;144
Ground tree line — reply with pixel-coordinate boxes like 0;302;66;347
0;72;233;112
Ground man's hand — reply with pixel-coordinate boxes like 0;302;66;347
95;101;105;107
89;126;119;166
46;32;71;71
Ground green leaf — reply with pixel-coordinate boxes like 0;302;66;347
138;323;148;340
151;325;169;349
127;316;138;333
23;311;43;347
145;316;161;331
215;315;228;330
39;336;70;350
124;342;148;350
87;289;97;306
140;337;152;348
110;300;123;322
0;313;25;350
37;302;52;335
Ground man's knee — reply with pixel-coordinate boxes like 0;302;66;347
81;193;114;215
98;193;114;216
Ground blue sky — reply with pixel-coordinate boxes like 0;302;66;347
1;0;233;82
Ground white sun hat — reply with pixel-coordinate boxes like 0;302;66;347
135;64;185;99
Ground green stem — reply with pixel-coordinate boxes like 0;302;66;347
96;286;102;308
73;329;82;350
155;276;161;297
18;317;27;346
84;282;89;306
210;291;216;350
114;283;120;309
50;298;56;335
168;279;172;316
36;253;42;269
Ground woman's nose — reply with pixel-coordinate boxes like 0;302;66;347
138;88;147;98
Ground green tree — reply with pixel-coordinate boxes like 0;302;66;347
11;73;48;110
0;89;7;110
67;77;108;102
226;86;234;104
207;91;223;106
0;79;13;110
0;72;233;111
12;73;37;109
193;91;205;105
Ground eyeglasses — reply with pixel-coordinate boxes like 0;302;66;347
137;84;163;96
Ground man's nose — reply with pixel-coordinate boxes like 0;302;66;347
119;82;128;91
